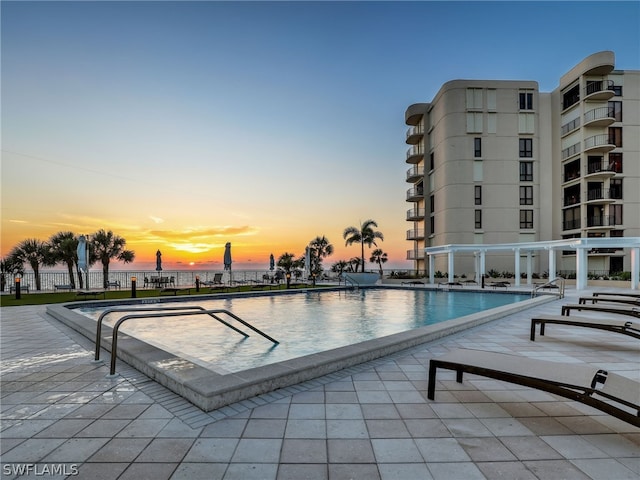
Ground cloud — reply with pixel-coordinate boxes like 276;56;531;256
149;216;164;224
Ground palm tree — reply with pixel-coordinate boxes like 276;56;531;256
90;229;135;288
48;231;79;289
8;239;51;290
308;235;334;277
1;256;24;292
277;252;303;288
343;219;384;272
369;248;388;277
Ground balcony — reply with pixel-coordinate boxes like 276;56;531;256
584;80;615;102
406;229;425;241
562;219;581;231
585;160;616;179
563;195;581;207
586;215;617;228
405;124;424;145
584;134;615;154
406;166;424;183
406;207;425;221
584;106;616;128
562;142;580;160
586;188;614;203
406;187;424;202
406;249;423;261
406;145;424;164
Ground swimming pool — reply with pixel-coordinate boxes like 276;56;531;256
76;288;530;374
48;287;553;411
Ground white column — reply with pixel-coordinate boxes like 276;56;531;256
514;249;521;287
474;253;480;285
480;250;486;287
428;255;435;285
631;247;639;290
548;249;556;280
448;251;455;283
575;247;588;290
526;251;533;285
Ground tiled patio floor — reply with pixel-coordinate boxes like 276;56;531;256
1;288;638;479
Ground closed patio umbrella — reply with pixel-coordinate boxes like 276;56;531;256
156;250;162;273
269;254;275;271
224;243;232;284
77;235;88;289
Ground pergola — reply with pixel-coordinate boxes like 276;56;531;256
424;237;640;290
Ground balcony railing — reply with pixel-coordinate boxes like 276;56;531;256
584;79;615;97
406;145;424;163
587;188;612;201
563;195;580;206
563;219;581;231
406;187;424;201
406;124;424;143
406;166;424;182
406;249;422;260
584;106;615;126
562;142;580;160
586;160;616;175
586;215;617;227
406;229;425;240
561;117;580;136
563;170;581;183
406;208;426;220
584;134;615;151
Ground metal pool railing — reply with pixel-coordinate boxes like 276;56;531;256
93;306;278;375
531;277;565;299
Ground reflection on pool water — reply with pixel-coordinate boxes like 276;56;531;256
77;289;529;374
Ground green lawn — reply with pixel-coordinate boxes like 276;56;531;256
0;283;326;307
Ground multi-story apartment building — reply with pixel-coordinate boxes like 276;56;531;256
405;51;639;276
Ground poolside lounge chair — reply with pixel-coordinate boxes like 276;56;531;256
578;296;639;306
530;315;640;341
427;348;640;426
592;292;640;299
561;303;640;318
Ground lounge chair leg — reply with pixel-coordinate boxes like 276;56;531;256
427;362;438;400
530;320;537;341
456;368;464;383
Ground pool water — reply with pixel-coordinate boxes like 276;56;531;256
78;289;529;374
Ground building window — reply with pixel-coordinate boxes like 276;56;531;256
610;178;623;199
474;138;482;157
429;152;435;171
475;210;482;229
613;85;623;96
519;186;533;205
609;127;622;147
430;216;435;235
474;186;482;205
520;161;533;181
608;153;623;173
563;84;580;109
609;101;622;122
466;88;483;109
466;112;483;133
519;138;533;157
611;204;623;225
429;195;435;214
518;114;535;134
519;91;533;110
520;210;533;229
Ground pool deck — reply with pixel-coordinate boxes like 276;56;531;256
1;286;639;479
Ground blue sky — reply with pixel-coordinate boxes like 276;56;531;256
2;1;639;270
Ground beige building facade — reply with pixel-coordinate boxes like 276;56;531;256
405;51;639;277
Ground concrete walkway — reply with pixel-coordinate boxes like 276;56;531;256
1;289;638;479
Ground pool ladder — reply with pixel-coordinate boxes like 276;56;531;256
531;276;565;299
93;306;278;376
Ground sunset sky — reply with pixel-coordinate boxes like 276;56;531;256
2;1;639;271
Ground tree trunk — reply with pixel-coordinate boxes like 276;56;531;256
102;263;109;289
66;262;76;289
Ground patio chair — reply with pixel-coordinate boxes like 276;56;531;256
561;303;640;318
578;296;639;307
592;292;640;299
530;315;640;341
427;348;640;426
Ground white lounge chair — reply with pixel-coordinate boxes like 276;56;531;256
428;348;640;426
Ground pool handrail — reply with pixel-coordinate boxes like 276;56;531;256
95;306;248;361
107;308;279;375
531;276;565;299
